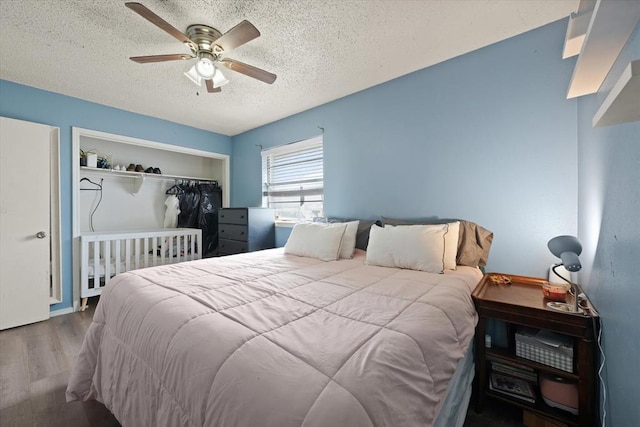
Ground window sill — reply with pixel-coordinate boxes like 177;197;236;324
275;220;297;228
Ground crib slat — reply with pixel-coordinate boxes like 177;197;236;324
133;238;139;269
169;236;174;263
125;239;131;272
81;237;89;296
197;232;202;259
177;235;182;263
151;237;158;266
104;241;111;287
114;239;121;276
143;237;149;268
93;241;100;291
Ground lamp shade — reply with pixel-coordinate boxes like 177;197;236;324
548;235;582;272
211;67;229;88
195;52;216;79
184;65;202;86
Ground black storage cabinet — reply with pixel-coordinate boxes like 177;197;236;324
217;208;275;256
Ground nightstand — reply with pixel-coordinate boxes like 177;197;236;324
472;273;600;427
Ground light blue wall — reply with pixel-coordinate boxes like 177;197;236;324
232;19;578;277
577;25;640;427
0;80;232;312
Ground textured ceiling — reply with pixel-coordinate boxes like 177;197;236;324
0;0;577;136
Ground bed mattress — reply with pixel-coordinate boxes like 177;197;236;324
67;248;481;426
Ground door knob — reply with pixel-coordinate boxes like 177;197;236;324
36;231;47;239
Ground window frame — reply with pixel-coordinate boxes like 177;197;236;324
261;136;324;224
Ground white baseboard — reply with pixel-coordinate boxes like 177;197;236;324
49;307;75;317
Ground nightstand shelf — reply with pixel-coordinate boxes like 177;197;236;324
472;273;600;427
485;347;580;382
486;389;579;426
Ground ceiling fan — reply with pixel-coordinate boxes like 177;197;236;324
125;2;277;93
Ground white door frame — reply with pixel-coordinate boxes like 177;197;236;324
49;127;62;304
71;127;230;311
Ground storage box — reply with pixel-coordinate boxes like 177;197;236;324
515;328;573;372
86;153;97;168
539;373;579;415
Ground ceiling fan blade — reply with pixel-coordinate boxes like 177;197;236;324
219;58;277;84
130;54;194;63
214;20;260;52
125;2;197;52
205;79;222;93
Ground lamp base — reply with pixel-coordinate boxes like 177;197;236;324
546;302;584;314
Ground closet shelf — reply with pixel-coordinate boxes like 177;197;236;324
80;167;217;194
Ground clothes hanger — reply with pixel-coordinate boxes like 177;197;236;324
80;177;103;191
165;184;184;195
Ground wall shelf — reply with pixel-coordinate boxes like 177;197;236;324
593;60;640;127
566;0;640;99
562;0;595;59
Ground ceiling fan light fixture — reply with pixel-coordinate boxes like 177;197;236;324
212;67;230;88
184;65;202;86
195;52;216;79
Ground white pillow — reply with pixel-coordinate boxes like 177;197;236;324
365;224;447;273
338;220;360;259
444;221;460;270
285;222;347;261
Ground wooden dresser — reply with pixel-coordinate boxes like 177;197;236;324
217;208;275;256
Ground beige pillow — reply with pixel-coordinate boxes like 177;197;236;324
284;222;347;261
382;217;493;268
365;224;447;273
443;221;460;270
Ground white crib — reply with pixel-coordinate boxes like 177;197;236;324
80;228;202;311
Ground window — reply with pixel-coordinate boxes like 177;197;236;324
261;136;323;222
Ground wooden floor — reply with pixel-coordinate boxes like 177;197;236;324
0;300;120;427
0;299;522;427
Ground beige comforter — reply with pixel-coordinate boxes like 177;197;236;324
67;248;481;427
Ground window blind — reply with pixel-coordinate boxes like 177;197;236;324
261;136;323;220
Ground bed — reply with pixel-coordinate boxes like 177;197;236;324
68;219;492;426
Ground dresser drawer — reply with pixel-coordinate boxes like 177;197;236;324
219;224;248;242
218;238;248;255
218;209;248;225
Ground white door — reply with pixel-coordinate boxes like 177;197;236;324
0;117;52;329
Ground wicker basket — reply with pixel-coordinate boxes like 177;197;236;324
515;328;573;372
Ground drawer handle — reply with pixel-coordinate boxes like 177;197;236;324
241;232;245;235
240;215;245;219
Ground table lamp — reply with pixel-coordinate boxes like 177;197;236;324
547;235;583;313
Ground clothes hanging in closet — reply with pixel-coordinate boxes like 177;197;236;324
163;195;180;228
175;182;222;258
